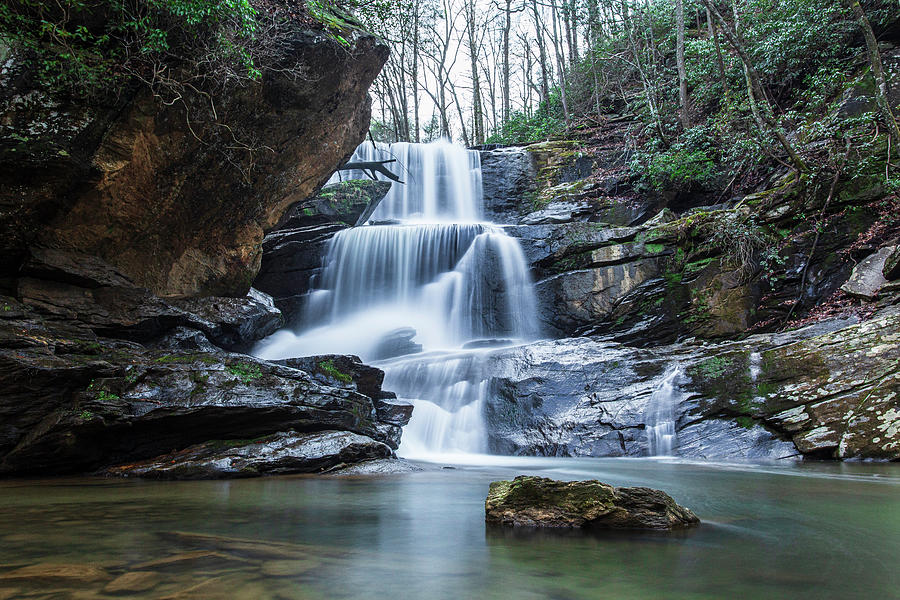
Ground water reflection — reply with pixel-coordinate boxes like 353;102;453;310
0;458;897;599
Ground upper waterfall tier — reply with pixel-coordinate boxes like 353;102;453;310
333;139;483;222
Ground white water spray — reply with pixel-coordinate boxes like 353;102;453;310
256;140;539;458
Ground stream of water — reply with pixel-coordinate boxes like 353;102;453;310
1;458;897;599
2;141;896;598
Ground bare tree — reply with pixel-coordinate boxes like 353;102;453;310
702;0;807;172
844;0;900;148
675;0;691;128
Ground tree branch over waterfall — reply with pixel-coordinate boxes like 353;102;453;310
340;159;405;184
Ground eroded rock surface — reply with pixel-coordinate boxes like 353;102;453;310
481;307;899;460
0;266;405;476
103;431;392;479
1;30;387;298
484;476;699;530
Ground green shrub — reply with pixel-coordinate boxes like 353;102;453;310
0;0;260;97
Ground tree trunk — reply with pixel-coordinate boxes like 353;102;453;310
532;0;550;104
707;7;728;103
620;0;666;143
550;0;571;128
703;0;807;172
502;0;512;123
845;0;900;148
676;0;691;129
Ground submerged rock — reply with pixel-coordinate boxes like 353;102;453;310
484;476;699;530
371;327;423;360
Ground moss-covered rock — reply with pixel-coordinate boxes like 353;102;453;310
484;475;699;530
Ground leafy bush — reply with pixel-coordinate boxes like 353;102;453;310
0;0;260;97
632;125;719;191
486;96;565;145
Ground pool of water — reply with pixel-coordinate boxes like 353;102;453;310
1;456;897;599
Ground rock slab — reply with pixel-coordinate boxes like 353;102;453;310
485;476;700;530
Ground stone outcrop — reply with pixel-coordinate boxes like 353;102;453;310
1;29;388;298
484;476;699;529
0;20;402;477
842;246;895;299
0;285;409;476
477;306;899;460
254;180;392;321
102;431;393;479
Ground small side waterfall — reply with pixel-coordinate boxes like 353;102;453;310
645;366;687;456
256;140;539;458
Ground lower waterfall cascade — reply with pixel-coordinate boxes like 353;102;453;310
255;140;539;457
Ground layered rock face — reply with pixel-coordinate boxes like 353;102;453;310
0;25;406;478
483;121;899;343
475;116;899;461
479;309;898;460
0;256;409;477
0;29;387;298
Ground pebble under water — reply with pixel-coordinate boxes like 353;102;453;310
0;457;897;599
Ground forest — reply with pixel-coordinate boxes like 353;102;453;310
324;0;899;195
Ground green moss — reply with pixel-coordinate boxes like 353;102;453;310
665;272;683;285
78;410;94;420
735;416;756;429
644;243;666;254
683;258;717;277
227;362;262;383
318;359;352;383
694;356;732;379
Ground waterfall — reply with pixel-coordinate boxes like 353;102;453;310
256;140;539;458
645;366;687;456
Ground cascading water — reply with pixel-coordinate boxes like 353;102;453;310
255;140;539;458
645;366;687;456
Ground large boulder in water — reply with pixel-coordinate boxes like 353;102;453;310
484;476;699;530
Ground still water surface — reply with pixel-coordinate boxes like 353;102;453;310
1;456;897;599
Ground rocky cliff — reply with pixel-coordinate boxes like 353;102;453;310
1;26;386;298
472;115;899;460
0;18;410;477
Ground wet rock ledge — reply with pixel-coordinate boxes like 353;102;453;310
485;476;700;530
0;250;410;478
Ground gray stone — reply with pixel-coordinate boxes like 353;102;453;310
883;246;900;280
480;147;537;224
521;201;595;225
102;430;392;479
841;246;894;299
371;327;423;360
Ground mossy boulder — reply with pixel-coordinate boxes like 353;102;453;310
485;476;699;530
279;180;392;229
